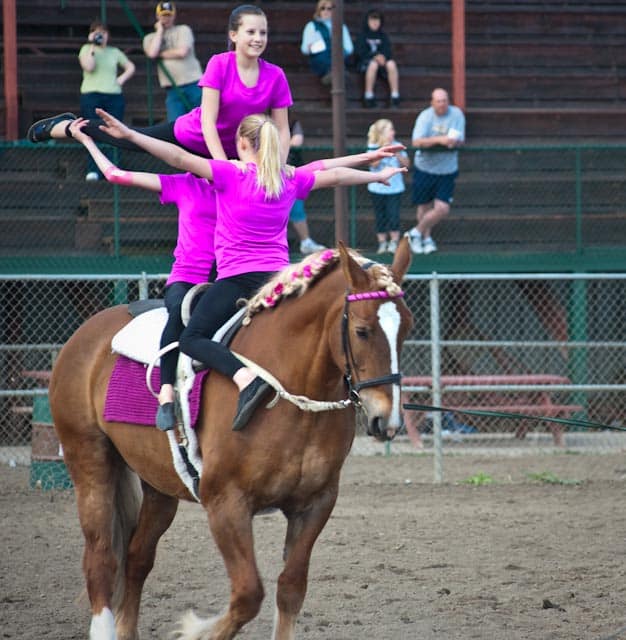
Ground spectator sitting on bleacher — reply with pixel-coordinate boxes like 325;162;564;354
354;9;401;109
78;20;135;182
142;1;203;122
300;0;353;87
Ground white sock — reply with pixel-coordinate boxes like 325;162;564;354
364;92;374;99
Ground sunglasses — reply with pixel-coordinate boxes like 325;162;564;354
320;5;334;10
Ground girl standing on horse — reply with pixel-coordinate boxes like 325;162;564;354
27;4;293;162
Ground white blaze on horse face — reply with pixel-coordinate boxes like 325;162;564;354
377;301;402;426
89;607;116;640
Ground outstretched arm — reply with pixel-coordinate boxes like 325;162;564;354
94;108;214;180
312;165;407;190
305;144;406;171
69;119;161;191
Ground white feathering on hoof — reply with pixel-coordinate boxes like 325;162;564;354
89;608;116;640
172;610;219;640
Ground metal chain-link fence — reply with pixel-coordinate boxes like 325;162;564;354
2;142;626;260
2;273;626;483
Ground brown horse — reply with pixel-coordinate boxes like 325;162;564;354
49;242;413;640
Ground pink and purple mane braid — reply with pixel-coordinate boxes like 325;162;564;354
242;248;403;325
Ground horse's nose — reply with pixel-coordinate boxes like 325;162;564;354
361;390;399;441
367;415;398;441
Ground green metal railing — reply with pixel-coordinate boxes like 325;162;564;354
2;141;626;274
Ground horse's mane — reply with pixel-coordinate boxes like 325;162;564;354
241;248;402;325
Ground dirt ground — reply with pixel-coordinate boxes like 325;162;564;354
3;449;626;640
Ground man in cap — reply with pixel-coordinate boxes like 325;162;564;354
143;1;203;121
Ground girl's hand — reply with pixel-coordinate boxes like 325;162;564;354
68;118;91;143
378;143;405;156
95;108;131;139
376;166;407;185
368;143;406;162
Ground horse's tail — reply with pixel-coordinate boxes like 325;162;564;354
111;463;143;613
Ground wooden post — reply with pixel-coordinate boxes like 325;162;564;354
3;0;19;140
331;0;349;244
451;0;466;111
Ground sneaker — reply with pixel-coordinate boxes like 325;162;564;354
232;377;271;431
85;172;100;182
422;237;438;254
300;237;326;254
363;97;376;108
156;402;176;431
390;96;401;108
27;112;77;143
405;227;423;254
386;239;398;253
376;241;387;254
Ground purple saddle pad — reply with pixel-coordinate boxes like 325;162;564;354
103;355;208;427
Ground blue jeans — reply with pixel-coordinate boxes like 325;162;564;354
80;92;125;177
165;82;202;122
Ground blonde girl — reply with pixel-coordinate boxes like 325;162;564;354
367;118;409;253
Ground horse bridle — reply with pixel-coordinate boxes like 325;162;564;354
341;289;405;406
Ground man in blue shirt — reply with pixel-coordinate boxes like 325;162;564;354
406;88;465;254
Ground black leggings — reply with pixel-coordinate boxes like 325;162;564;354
159;281;196;387
179;272;271;378
68;119;201;155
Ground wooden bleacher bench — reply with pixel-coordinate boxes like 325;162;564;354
401;374;584;447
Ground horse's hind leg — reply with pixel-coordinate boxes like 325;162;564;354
273;492;338;640
115;482;178;640
63;438;140;640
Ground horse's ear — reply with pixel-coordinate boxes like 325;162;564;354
338;241;370;291
390;236;412;284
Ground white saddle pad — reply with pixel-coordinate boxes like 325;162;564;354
112;307;167;365
111;306;247;366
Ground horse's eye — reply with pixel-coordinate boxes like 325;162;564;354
355;327;369;339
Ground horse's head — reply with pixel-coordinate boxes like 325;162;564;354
337;240;414;441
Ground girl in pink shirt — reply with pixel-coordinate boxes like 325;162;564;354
28;5;293;164
67;118;217;430
89;109;407;430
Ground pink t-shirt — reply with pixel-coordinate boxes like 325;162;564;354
159;173;216;286
173;51;293;158
209;160;315;279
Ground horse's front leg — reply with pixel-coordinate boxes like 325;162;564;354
273;489;338;640
174;491;262;640
115;482;179;640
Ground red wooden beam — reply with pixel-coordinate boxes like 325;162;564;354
3;0;19;140
451;0;466;111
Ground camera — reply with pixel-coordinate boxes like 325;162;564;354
93;33;104;45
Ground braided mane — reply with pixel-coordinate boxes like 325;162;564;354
241;248;402;325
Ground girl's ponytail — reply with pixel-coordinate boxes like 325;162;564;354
238;114;284;199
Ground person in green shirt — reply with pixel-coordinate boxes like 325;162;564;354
78;20;135;181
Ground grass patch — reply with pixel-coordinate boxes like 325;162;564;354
461;472;494;486
527;471;582;485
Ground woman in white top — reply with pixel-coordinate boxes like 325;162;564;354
300;0;353;85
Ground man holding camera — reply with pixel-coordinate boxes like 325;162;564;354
143;2;203;122
78;20;135;181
